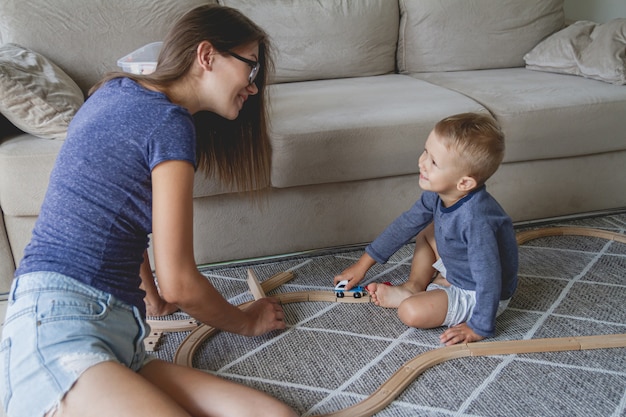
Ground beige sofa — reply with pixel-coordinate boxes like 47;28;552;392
1;0;625;297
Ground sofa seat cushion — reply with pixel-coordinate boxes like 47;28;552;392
413;68;626;163
268;74;486;188
0;135;62;216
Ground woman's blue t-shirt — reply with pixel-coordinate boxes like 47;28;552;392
16;78;196;316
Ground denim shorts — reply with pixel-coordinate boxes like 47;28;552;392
0;272;153;417
430;259;510;327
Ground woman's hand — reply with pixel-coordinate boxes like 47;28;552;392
145;296;179;317
140;250;179;317
439;322;484;346
241;297;287;336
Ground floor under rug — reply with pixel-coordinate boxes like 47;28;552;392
149;213;626;417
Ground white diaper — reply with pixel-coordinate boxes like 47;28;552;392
428;259;510;327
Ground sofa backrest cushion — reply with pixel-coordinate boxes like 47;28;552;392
0;0;215;94
220;0;398;83
398;0;565;73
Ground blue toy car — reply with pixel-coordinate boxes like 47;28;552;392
334;280;367;298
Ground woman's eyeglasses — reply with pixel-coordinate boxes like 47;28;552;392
227;51;260;85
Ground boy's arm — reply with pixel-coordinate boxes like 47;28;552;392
464;222;510;338
334;193;435;290
442;191;518;343
366;193;435;264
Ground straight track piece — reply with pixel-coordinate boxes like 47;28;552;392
143;330;163;352
307;291;342;302
466;337;582;356
247;268;266;300
576;333;626;350
146;318;199;332
261;270;295;293
276;291;311;303
336;294;371;303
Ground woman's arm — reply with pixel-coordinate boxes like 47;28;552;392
151;160;285;336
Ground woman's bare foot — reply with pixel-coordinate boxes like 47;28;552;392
367;283;415;308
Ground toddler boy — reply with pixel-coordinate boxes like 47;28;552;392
334;112;518;345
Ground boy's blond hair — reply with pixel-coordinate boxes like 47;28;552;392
434;112;505;186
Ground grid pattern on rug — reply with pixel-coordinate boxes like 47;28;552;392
150;213;626;417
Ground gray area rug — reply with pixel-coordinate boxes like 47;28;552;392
150;213;626;416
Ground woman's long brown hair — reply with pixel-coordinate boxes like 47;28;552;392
90;4;273;192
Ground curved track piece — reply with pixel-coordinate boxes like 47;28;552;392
315;334;626;417
171;227;626;416
515;226;626;245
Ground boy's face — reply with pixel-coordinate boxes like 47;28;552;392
418;130;473;204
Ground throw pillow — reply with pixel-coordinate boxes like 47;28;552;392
524;18;626;85
0;43;84;140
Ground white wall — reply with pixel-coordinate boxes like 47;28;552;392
564;0;626;23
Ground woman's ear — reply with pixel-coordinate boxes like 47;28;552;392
457;176;477;192
197;41;214;71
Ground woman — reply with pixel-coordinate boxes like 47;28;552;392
0;5;297;417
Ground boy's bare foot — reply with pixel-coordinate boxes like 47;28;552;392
367;283;415;308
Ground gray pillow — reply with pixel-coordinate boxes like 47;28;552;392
0;43;84;140
524;19;626;85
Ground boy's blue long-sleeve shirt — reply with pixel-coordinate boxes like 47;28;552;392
366;186;518;337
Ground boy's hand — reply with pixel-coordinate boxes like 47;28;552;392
440;323;484;346
333;253;376;290
333;265;365;290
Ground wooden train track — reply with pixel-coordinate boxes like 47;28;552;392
171;269;372;366
514;225;626;245
148;226;626;416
